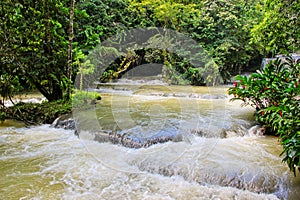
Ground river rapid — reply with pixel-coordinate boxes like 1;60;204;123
1;80;300;199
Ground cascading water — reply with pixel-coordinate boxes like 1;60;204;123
1;79;300;199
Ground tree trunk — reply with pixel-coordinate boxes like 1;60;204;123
67;0;75;99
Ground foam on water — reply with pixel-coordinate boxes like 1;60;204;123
1;125;300;199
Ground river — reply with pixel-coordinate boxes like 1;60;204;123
1;79;300;199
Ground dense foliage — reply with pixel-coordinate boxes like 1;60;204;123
228;57;300;175
1;0;299;102
1;0;71;101
0;90;101;124
0;100;72;125
0;0;299;175
72;90;101;109
250;0;300;56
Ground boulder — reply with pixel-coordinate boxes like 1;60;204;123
51;116;76;130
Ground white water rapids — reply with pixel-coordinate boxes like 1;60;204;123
1;83;300;199
1;124;299;199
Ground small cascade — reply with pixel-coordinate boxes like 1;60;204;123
131;160;288;196
89;124;262;148
126;136;291;199
1;124;299;199
3;83;299;199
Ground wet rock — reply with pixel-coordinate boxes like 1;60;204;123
51;116;76;130
173;93;186;98
151;92;164;96
189;93;199;98
248;125;266;136
190;128;227;138
93;131;182;149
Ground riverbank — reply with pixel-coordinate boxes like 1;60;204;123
0;99;72;125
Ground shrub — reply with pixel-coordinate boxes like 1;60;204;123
228;56;300;175
0;99;72;125
72;90;101;109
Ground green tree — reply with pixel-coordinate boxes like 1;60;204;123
74;0;131;51
0;0;71;101
193;0;262;81
67;0;76;99
250;0;300;56
229;57;300;175
128;0;264;82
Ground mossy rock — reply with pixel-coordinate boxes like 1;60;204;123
2;100;72;125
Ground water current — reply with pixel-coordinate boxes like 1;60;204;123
1;78;300;199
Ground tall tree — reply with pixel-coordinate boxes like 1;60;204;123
250;0;300;56
128;0;261;81
0;0;70;101
67;0;75;99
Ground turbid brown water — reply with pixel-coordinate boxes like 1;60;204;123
1;82;300;199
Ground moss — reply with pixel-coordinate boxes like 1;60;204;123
72;90;102;110
0;90;102;125
0;100;72;125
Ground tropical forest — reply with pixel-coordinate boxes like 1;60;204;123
0;0;299;199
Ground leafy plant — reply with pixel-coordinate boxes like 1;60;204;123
72;90;101;109
229;56;300;175
0;99;72;125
